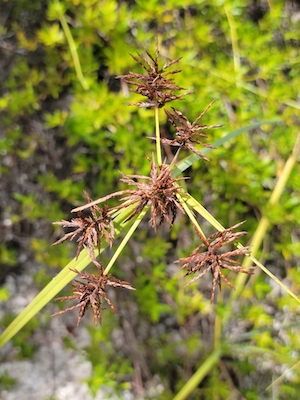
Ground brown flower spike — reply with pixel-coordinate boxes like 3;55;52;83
72;156;187;233
177;222;254;301
53;261;135;326
116;41;191;108
160;100;222;161
53;191;114;260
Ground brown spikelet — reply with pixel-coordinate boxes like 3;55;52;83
116;40;192;108
152;100;223;161
52;191;114;259
176;222;255;301
72;155;187;233
53;260;135;326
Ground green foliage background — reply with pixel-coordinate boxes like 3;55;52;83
0;0;300;399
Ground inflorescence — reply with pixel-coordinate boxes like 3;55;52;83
53;42;253;325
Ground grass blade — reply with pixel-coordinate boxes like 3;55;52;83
0;249;90;348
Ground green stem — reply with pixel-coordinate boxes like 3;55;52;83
173;348;222;400
54;0;88;90
176;191;205;237
155;106;162;165
224;5;241;86
104;208;147;275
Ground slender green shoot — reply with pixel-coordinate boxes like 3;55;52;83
266;360;300;392
229;132;300;302
176;191;205;237
173;348;222;400
155;106;162;165
54;0;88;90
224;5;241;86
104;207;148;274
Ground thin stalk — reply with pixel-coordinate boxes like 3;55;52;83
266;360;300;392
173;348;222;400
155;106;162;165
212;309;222;400
104;208;147;275
248;254;300;304
176;191;205;237
224;5;241;86
54;0;88;90
214;312;222;351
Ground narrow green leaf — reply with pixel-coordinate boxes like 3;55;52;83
0;249;90;348
249;254;300;305
173;119;281;177
266;360;300;391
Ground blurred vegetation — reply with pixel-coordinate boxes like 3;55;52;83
0;0;300;399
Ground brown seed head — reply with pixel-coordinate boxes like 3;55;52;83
176;222;255;301
71;156;187;233
116;41;192;108
116;155;187;232
53;191;114;260
158;100;223;161
53;260;135;326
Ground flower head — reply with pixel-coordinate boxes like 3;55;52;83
159;100;222;161
116;41;191;108
53;261;135;326
177;222;254;301
72;156;187;233
53;191;114;259
118;156;187;231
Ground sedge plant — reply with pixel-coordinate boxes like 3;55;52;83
1;40;300;399
47;40;297;323
51;42;256;325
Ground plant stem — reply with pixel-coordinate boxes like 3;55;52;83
176;191;205;237
173;348;222;400
54;0;88;90
224;5;241;86
155;106;162;165
104;208;147;275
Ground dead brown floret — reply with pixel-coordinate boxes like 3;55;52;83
53;191;114;259
176;222;255;301
72;156;187;233
53;260;135;326
156;100;223;161
116;40;192;108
